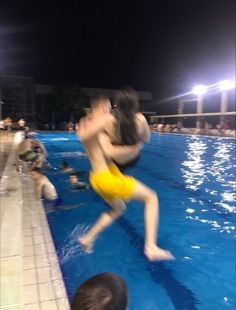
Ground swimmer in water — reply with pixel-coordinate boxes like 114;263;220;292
69;173;90;191
30;168;58;200
60;161;75;173
77;94;174;261
29;168;58;212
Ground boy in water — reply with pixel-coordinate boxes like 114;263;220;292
69;173;90;190
77;95;173;261
30;168;58;212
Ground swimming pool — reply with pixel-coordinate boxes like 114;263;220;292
37;132;235;309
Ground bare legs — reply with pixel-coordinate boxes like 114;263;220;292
79;199;126;252
131;181;174;261
80;180;174;261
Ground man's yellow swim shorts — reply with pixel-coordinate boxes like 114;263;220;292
89;164;135;203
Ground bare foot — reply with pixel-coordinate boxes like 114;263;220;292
144;244;175;262
79;236;94;253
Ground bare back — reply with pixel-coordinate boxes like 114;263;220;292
78;113;115;173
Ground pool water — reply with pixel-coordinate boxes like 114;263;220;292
37;132;236;310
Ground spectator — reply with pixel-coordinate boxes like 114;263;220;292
223;119;230;131
157;123;164;132
4;117;12;132
0;119;5;130
67;121;74;131
18;118;26;130
204;122;209;135
71;272;128;310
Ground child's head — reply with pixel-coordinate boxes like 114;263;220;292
71;272;128;310
69;173;78;184
61;161;69;169
29;168;42;181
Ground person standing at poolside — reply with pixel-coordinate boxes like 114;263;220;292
18;118;26;130
77;94;174;261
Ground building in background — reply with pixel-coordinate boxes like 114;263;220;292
0;75;153;129
35;85;154;128
0;75;35;127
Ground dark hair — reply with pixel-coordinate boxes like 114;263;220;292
69;172;77;177
31;167;42;174
90;94;110;107
114;87;139;145
71;272;128;310
61;161;68;168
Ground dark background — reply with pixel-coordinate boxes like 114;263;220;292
0;0;235;100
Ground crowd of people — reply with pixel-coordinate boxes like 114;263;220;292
0;117;26;131
152;119;235;137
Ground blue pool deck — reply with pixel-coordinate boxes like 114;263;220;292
0;133;70;310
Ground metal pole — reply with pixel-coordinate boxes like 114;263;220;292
196;95;204;129
220;91;228;127
178;100;184;128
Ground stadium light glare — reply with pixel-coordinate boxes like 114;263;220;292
192;85;207;95
219;80;235;91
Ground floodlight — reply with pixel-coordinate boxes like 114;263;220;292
192;85;207;95
219;80;235;91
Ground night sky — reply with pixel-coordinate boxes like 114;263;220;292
0;0;235;99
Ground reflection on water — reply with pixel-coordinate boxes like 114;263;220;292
181;136;236;234
181;137;207;191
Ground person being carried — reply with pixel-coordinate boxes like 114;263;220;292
71;272;128;310
69;173;90;190
98;87;150;171
77;94;174;261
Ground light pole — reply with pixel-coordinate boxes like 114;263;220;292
219;80;235;127
177;99;184;129
192;85;207;129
